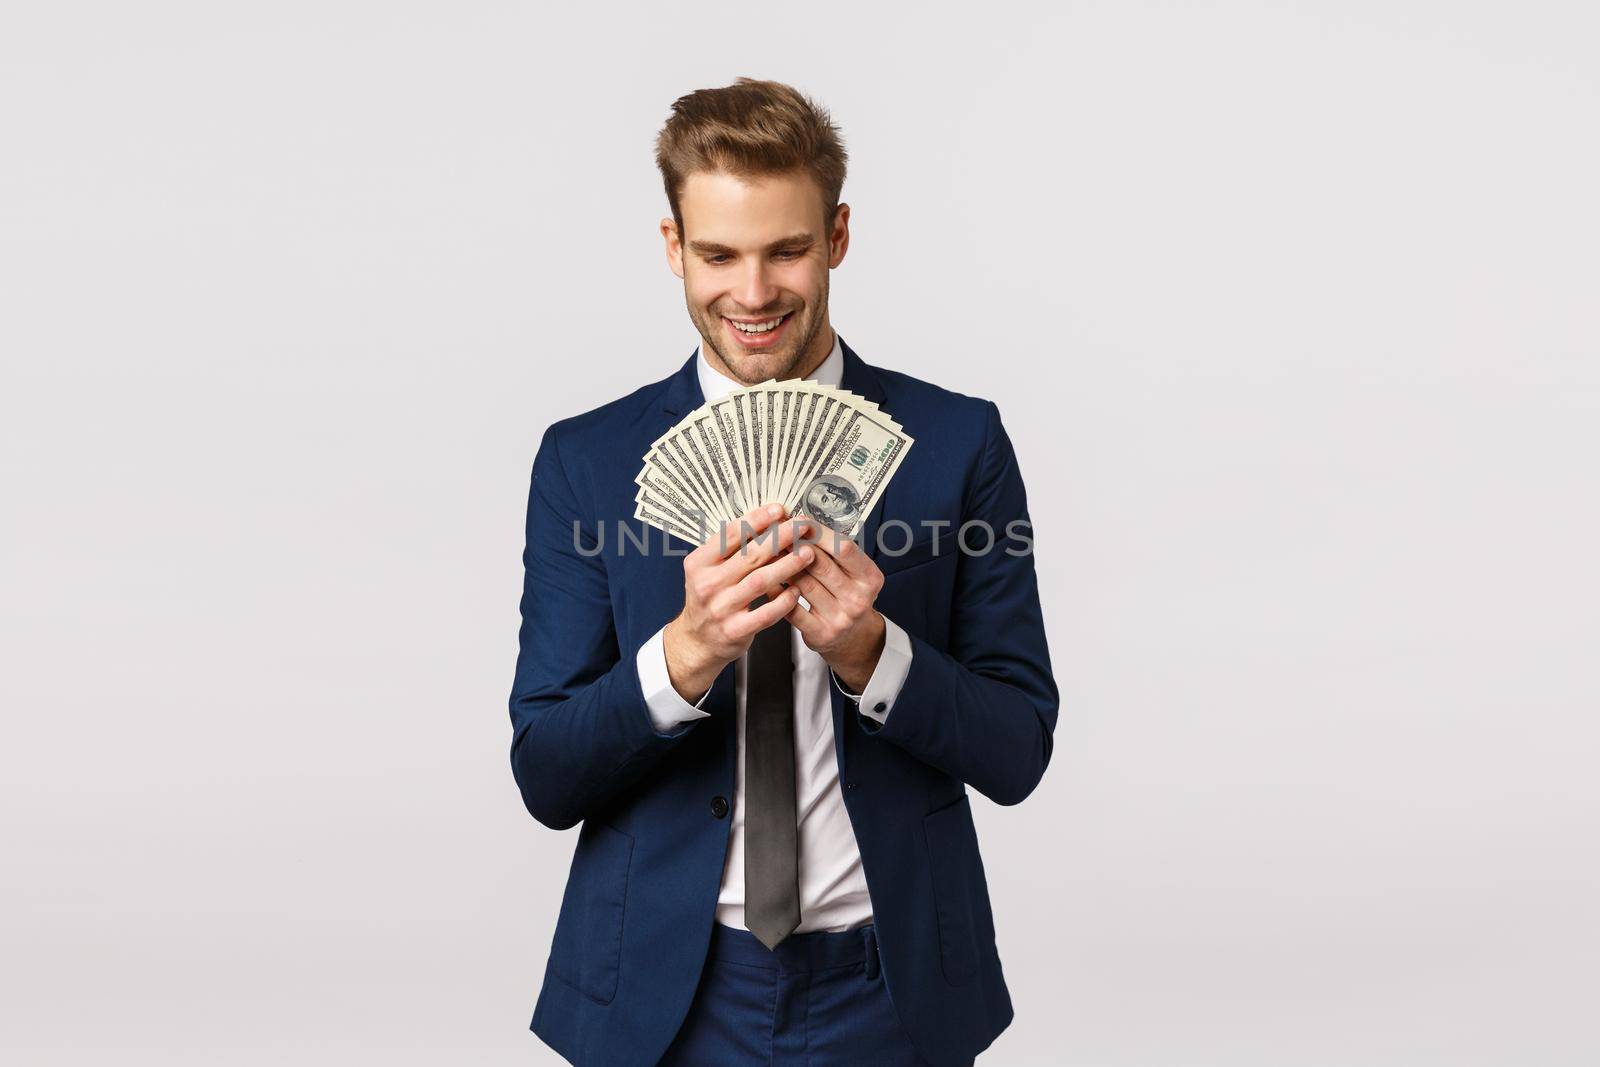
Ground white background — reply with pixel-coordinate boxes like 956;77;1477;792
3;2;1596;1063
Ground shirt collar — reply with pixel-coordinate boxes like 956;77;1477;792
695;329;843;403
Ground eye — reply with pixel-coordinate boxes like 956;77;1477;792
774;250;802;260
706;254;732;265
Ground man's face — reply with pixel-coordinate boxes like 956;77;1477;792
663;168;849;385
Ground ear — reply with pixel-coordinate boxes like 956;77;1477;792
827;203;850;268
661;217;685;279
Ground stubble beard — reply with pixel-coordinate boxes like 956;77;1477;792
695;274;830;386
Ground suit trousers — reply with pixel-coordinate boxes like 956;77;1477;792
657;921;956;1067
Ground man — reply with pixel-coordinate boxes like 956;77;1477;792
508;78;1058;1066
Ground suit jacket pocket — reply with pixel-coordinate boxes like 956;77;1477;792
549;820;633;1004
877;534;951;578
923;794;980;986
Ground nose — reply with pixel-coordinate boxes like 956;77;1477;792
732;258;781;314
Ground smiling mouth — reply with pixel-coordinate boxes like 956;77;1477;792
723;312;790;335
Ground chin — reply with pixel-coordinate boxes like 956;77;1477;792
725;350;798;383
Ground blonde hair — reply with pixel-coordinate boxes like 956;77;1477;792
655;77;848;238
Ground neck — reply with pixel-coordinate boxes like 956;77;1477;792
785;324;836;382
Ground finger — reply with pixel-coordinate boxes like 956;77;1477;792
785;597;825;642
726;584;801;641
798;537;850;591
691;503;786;565
728;543;814;605
803;524;875;578
789;569;843;619
718;515;803;579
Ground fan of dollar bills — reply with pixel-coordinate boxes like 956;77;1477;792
635;380;914;544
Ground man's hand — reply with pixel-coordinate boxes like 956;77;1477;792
662;503;815;702
786;522;887;693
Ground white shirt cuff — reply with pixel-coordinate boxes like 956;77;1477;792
830;614;913;724
636;625;712;735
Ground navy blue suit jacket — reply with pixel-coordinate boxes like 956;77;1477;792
509;339;1059;1066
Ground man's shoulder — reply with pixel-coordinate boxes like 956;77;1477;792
540;363;683;450
869;361;999;448
873;362;992;411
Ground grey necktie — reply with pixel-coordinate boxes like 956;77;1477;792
744;611;800;950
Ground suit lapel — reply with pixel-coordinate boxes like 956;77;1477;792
660;348;705;420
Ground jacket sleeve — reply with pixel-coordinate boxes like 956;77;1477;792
856;401;1059;806
507;425;701;831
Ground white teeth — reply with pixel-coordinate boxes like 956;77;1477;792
730;315;783;334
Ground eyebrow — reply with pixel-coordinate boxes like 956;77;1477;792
687;233;816;256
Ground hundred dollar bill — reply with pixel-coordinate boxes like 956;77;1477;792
633;500;706;546
771;387;823;509
634;465;713;534
783;389;851;511
760;385;784;506
737;391;764;506
791;405;913;540
706;397;753;514
635;449;715;526
765;383;800;505
731;391;760;506
679;409;745;518
648;416;721;522
767;381;809;507
633;481;714;541
651;436;720;523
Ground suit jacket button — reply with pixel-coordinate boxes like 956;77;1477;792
710;795;729;819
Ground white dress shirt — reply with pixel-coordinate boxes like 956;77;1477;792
634;329;914;933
